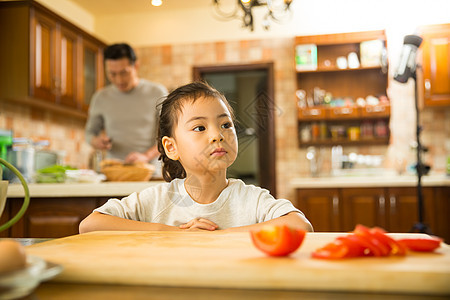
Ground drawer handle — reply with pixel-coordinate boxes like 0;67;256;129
378;195;385;215
332;195;339;215
367;106;385;113
305;109;320;116
425;79;431;97
390;196;396;214
335;108;352;115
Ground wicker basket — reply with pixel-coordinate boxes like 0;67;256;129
101;161;155;181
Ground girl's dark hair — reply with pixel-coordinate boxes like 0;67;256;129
103;43;137;64
157;81;234;182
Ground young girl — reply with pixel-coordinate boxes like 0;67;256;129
79;82;312;233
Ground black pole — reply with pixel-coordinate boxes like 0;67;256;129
410;68;431;234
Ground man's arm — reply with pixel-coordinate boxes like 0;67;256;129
124;145;159;163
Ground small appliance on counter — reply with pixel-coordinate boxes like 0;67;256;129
3;136;64;183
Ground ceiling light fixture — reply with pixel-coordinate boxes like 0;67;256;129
212;0;294;31
151;0;163;7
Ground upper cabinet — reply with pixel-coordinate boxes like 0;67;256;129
0;0;106;118
294;30;390;147
418;23;450;107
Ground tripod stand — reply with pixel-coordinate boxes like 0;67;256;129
409;68;432;235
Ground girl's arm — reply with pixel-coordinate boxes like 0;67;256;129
79;212;220;233
79;211;180;233
221;212;313;233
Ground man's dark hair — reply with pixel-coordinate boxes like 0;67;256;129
103;43;137;64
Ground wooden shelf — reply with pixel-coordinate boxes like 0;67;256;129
297;66;384;74
295;30;389;148
299;137;390;148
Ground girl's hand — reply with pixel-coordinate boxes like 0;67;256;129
179;218;218;231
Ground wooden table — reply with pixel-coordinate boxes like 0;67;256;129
22;231;450;298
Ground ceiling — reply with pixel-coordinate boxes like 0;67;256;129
72;0;210;16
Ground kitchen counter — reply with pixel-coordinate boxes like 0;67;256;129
291;173;450;189
6;180;165;198
6;174;449;198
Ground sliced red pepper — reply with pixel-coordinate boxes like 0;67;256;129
397;237;442;252
250;225;306;257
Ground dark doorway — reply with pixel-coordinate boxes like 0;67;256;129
193;63;276;196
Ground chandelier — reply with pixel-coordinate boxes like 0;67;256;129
212;0;294;31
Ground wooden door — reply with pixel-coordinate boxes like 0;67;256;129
31;9;57;102
58;25;78;108
420;23;450;107
296;189;341;232
340;188;387;231
193;63;276;196
386;187;435;234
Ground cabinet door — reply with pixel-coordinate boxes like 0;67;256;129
0;201;11;238
31;10;57;102
80;38;105;111
296;189;341;232
433;187;450;243
387;187;435;234
340;188;387;231
420;23;450;107
58;25;78;108
10;197;98;238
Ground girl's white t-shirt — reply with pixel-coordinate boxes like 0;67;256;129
94;178;303;229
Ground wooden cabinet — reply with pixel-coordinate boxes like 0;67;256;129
296;186;449;242
79;38;105;112
419;23;450;107
340;188;387;231
295;30;390;147
8;197;108;238
0;0;106;118
295;189;340;232
0;201;11;238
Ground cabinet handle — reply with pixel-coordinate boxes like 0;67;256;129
367;106;385;113
332;195;339;215
390;196;396;214
334;108;352;115
378;195;385;215
424;79;431;97
304;109;320;116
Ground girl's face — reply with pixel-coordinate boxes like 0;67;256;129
163;96;238;177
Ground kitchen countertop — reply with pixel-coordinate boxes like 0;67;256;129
291;173;450;189
6;180;165;198
6;174;449;198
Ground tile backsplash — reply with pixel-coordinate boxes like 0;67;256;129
1;37;448;200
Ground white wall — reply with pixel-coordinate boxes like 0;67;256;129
35;0;95;34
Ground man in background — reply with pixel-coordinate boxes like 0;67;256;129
85;43;168;166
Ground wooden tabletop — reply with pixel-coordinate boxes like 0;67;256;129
25;231;450;296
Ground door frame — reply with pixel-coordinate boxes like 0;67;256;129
193;63;276;196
